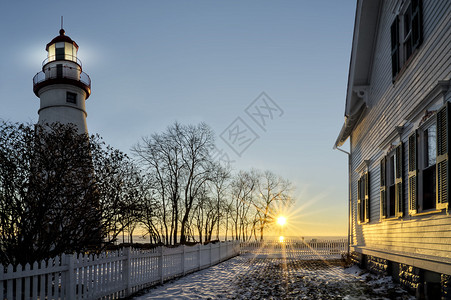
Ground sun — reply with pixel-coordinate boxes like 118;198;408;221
277;216;287;226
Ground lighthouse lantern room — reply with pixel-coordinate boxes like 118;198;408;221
33;28;91;134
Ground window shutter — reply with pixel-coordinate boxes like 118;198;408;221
365;171;370;223
411;0;423;50
380;158;387;219
391;16;400;78
436;102;449;210
357;177;362;223
395;143;403;217
408;132;418;214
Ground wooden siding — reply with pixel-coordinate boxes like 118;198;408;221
350;0;451;265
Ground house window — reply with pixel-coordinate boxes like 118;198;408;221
66;92;77;104
380;144;403;219
409;103;450;214
358;171;369;224
422;124;436;210
391;0;423;79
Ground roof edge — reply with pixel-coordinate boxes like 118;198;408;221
334;102;366;148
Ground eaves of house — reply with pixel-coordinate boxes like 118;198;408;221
335;0;383;148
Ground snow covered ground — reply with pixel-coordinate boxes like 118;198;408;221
133;254;415;299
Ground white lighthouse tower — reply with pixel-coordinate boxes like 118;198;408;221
33;28;91;134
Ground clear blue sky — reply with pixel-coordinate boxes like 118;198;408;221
0;1;355;237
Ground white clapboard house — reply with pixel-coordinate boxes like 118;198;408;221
335;0;450;298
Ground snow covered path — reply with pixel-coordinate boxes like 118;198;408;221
133;254;414;299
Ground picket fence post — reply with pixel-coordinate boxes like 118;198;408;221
209;243;212;266
65;254;75;300
123;247;132;297
159;246;164;284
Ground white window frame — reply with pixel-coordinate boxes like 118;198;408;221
408;103;450;215
417;118;437;212
391;0;423;80
380;142;403;220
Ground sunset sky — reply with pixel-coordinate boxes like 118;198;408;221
0;1;356;237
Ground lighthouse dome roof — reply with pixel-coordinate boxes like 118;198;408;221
46;29;79;51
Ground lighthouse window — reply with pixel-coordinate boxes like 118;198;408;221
56;47;65;60
48;44;55;61
55;42;65;60
65;42;76;62
66;92;77;104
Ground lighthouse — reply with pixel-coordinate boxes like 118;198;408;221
33;29;91;134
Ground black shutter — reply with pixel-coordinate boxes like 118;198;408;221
391;16;400;78
380;158;387;219
436;102;449;210
408;132;418;214
365;171;370;223
395;144;403;217
411;0;423;50
357;177;362;223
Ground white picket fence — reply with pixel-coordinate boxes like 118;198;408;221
0;241;240;300
240;239;347;259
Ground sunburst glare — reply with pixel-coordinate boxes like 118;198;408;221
277;216;287;226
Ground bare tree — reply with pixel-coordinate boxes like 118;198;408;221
192;184;219;243
229;170;259;241
133;129;183;245
133;122;215;244
116;162;146;244
209;164;231;240
255;170;293;240
192;188;206;244
176;123;215;244
223;200;234;241
138;175;162;244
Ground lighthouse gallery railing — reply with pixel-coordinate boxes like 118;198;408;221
33;66;91;89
